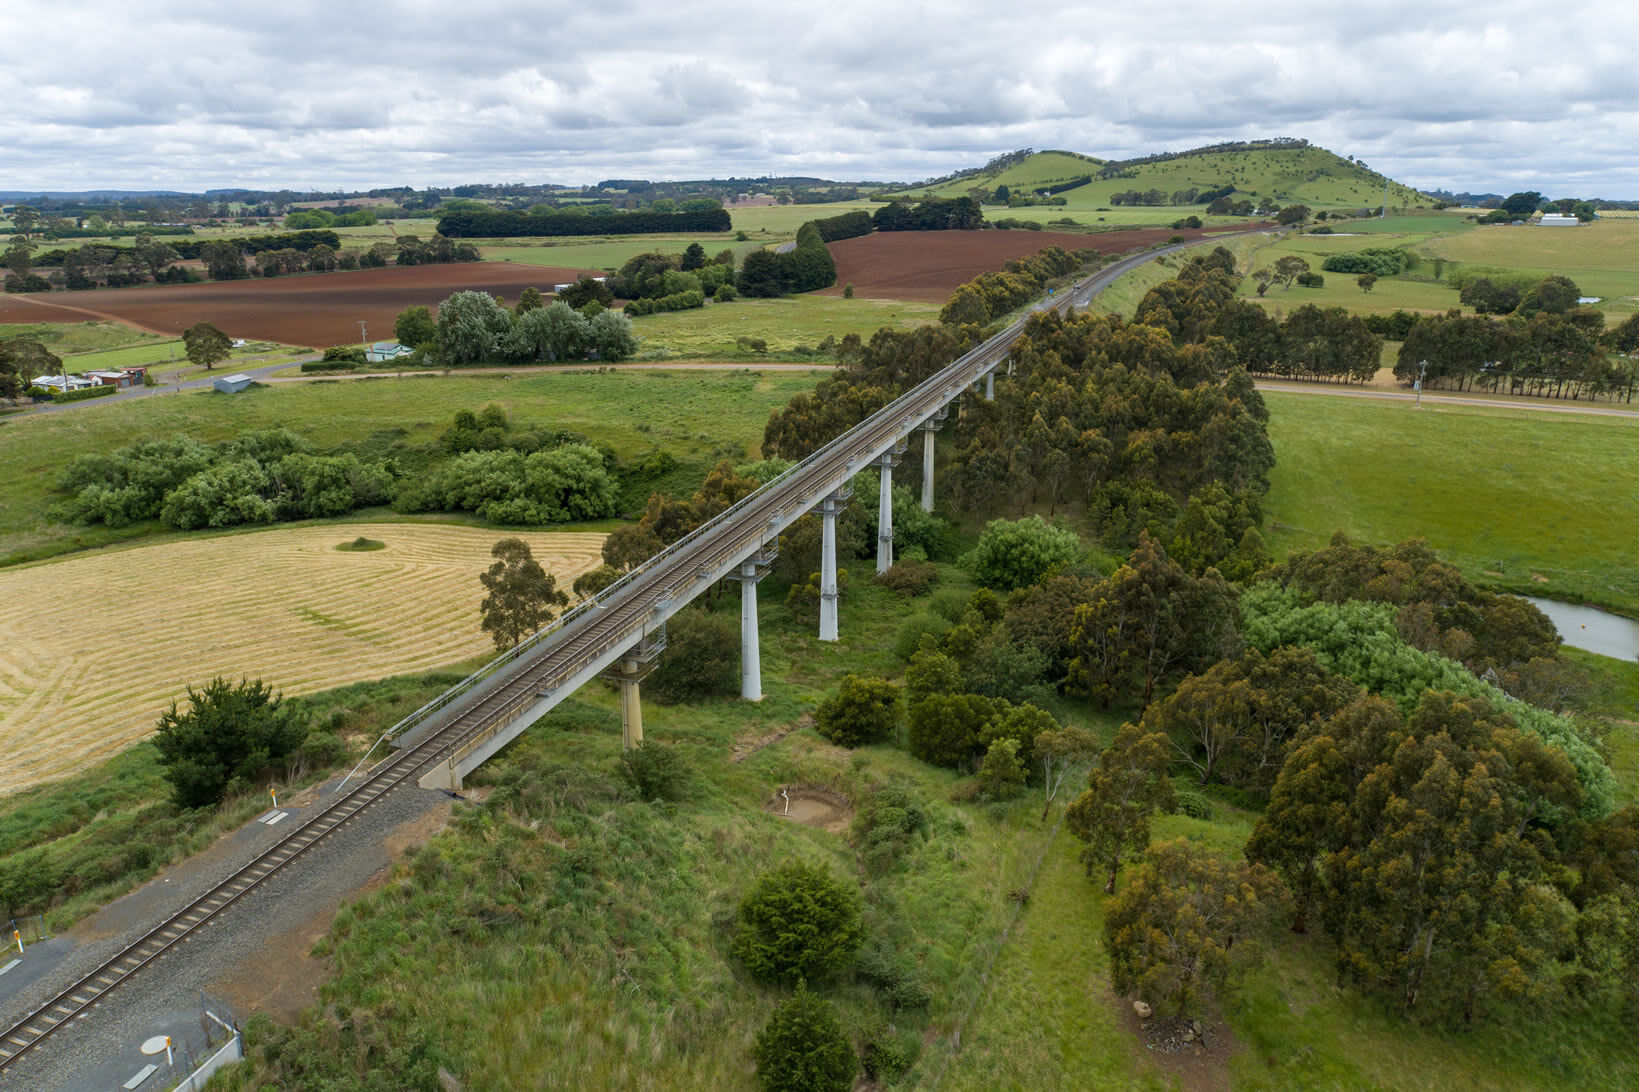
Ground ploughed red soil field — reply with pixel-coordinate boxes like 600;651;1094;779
820;225;1260;302
0;262;601;346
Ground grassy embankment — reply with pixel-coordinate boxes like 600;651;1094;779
213;538;1639;1090
0;367;821;567
0;665;485;931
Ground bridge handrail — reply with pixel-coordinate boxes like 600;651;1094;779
381;263;1118;747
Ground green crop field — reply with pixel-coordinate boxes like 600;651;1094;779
1262;391;1639;613
1433;220;1639;309
630;294;939;357
0;368;824;565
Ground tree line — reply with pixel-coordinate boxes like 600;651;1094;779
433;207;731;238
49;405;655;534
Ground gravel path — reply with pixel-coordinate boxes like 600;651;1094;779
0;781;452;1091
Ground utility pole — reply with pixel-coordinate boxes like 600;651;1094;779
1381;174;1389;219
358;320;368;355
1415;359;1428;407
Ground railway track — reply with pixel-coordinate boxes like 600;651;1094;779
0;235;1200;1074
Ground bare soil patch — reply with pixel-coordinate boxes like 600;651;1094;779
821;225;1255;302
730;713;814;763
0;262;602;347
763;784;853;833
210;802;454;1021
1120;1004;1238;1092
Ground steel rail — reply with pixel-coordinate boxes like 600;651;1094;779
0;235;1207;1074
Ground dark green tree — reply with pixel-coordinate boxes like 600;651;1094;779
182;321;233;370
152;677;310;808
1065;723;1175;893
733;861;864;984
814;675;900;747
477;537;569;649
646;608;738;704
1103;838;1290;1019
751;982;858;1092
393;304;437;347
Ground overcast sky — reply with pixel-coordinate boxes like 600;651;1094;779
5;0;1636;197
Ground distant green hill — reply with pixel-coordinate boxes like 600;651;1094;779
899;140;1433;211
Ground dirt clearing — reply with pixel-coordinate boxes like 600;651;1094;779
0;523;604;795
764;785;853;833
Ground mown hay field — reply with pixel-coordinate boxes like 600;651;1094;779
0;522;604;794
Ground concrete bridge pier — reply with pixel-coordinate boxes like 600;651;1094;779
918;408;949;513
817;487;851;642
599;631;667;749
874;440;908;575
984;370;996;401
726;546;776;700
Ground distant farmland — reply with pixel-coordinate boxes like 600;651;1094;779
0;263;602;347
0;523;605;794
821;223;1248;301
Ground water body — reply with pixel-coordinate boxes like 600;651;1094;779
1522;596;1639;661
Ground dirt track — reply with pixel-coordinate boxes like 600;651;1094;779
822;224;1256;302
0;262;601;346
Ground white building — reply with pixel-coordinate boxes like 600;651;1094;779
366;341;415;363
1539;214;1580;226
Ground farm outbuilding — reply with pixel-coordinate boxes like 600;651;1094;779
213;373;254;394
1539;214;1579;226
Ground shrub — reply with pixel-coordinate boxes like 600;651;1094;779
855;938;933;1011
851;783;930;874
751;983;858;1092
152;677;310;809
571;563;622;598
843;283;854;299
334;536;384;552
618;741;690;802
875;558;936;597
893;612;951;661
733;861;864;984
1295;271;1324;288
969;515;1083;591
645;608;738;704
814;675;899;748
51;384;118;403
977;737;1026;800
714;283;737;302
861;1022;914;1080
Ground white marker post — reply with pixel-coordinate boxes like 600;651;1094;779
270;786;278;809
165;1037;173;1067
13;930;21;954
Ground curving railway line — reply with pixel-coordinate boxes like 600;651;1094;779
0;235;1214;1075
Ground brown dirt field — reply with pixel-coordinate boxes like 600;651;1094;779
821;225;1260;302
0;293;123;327
0;262;602;346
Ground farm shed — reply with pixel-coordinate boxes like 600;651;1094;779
85;370;136;388
1539;214;1579;226
213;373;254;394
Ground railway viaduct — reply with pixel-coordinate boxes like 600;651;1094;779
0;238;1207;1075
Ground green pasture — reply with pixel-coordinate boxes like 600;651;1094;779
0;319;161;355
0;368;821;565
1434;220;1639;309
632;294;938;358
1262;391;1639;614
478;234;758;272
726;200;881;236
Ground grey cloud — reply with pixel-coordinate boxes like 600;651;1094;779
2;0;1638;193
